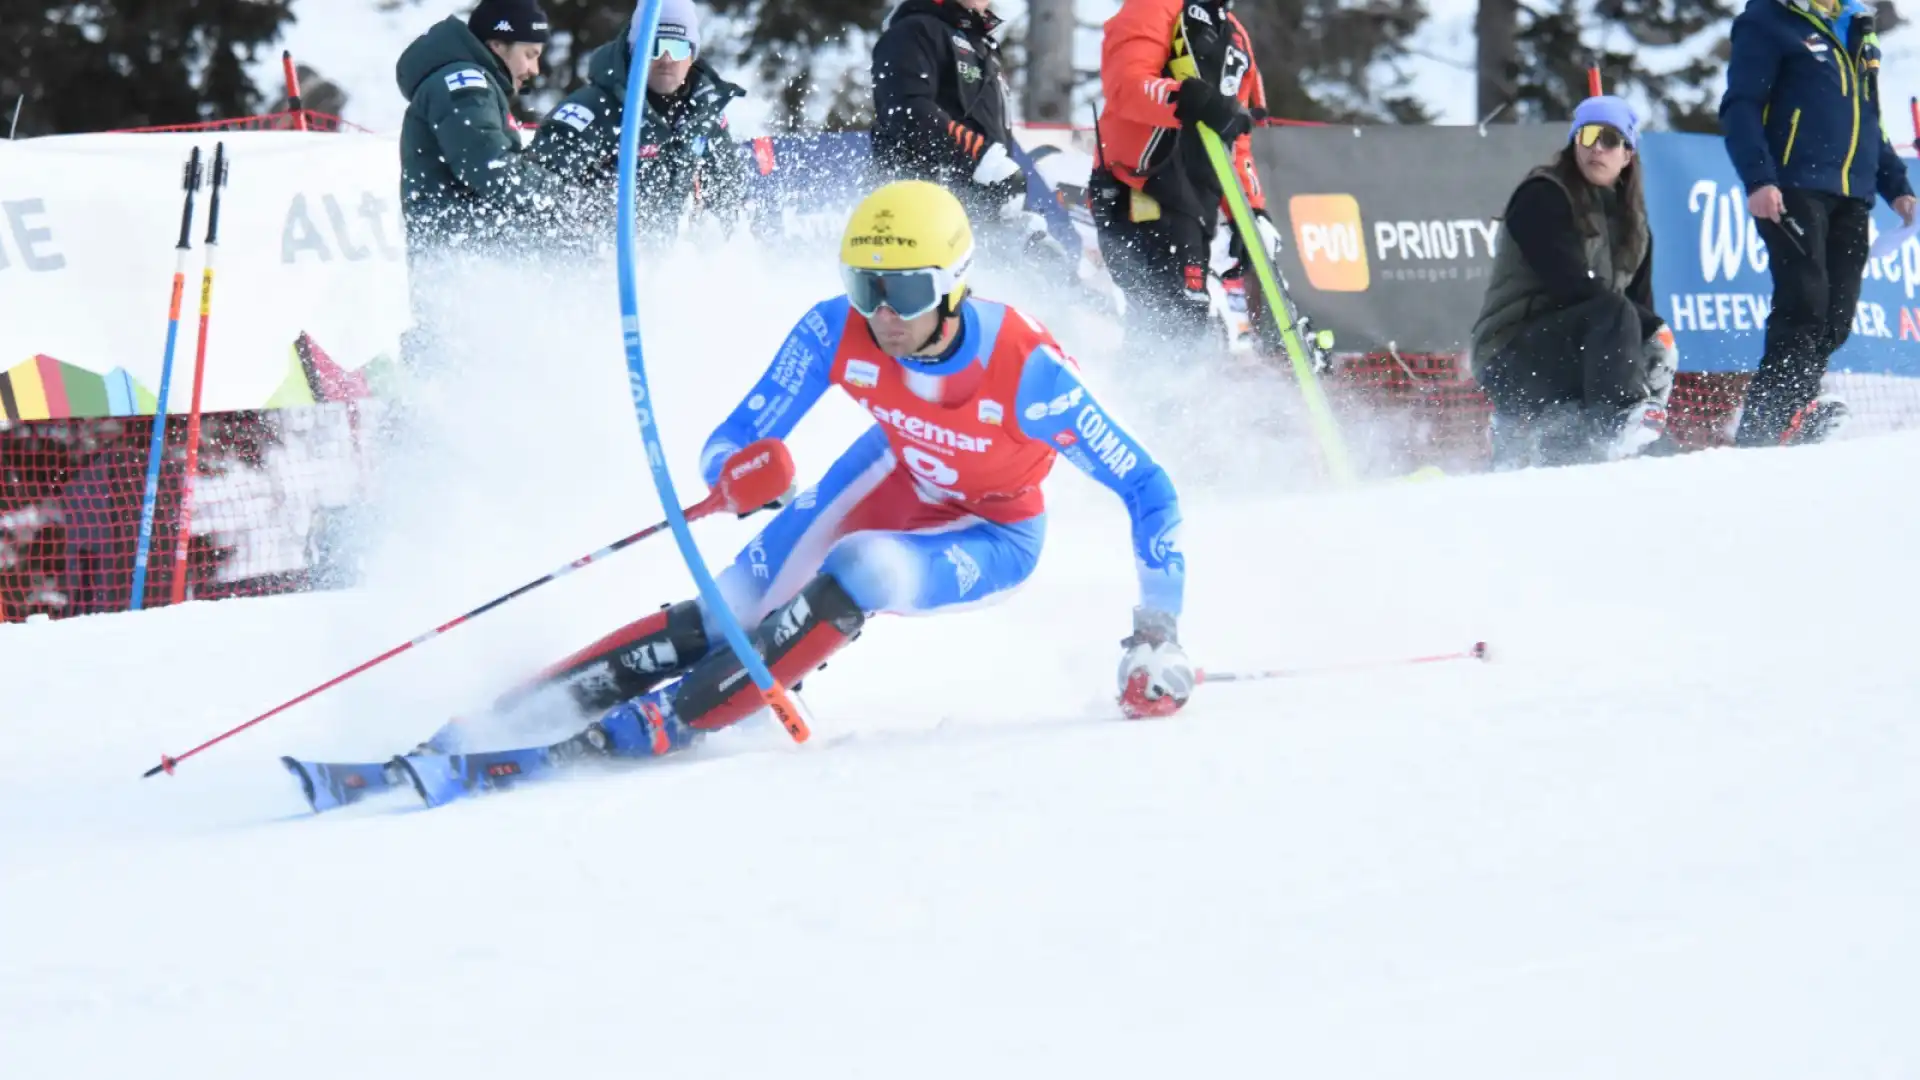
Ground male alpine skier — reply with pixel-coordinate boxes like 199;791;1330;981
368;180;1194;807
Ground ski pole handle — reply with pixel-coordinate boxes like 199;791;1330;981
205;140;229;245
176;146;203;250
143;491;732;779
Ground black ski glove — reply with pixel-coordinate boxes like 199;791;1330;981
1173;78;1252;141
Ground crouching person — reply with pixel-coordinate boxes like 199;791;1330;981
1470;96;1676;469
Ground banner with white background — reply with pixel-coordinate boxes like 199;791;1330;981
0;131;410;415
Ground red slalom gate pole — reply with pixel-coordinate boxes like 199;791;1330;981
168;141;228;606
144;493;728;778
282;51;307;131
1587;66;1602;97
1200;641;1488;686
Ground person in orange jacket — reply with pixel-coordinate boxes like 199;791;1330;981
1090;0;1282;350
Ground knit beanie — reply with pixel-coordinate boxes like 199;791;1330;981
631;0;703;54
1569;95;1640;148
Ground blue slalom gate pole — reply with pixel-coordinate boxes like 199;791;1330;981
614;5;809;743
130;146;204;612
1005;138;1084;264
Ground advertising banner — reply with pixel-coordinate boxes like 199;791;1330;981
1251;124;1563;356
0;131;410;420
1638;132;1920;376
1254;125;1920;376
12;123;1916;405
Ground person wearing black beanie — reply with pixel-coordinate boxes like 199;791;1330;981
468;0;551;44
466;0;551;93
395;1;567;363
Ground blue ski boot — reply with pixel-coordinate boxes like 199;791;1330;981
587;692;702;758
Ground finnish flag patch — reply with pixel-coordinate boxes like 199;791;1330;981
552;103;595;131
444;68;487;92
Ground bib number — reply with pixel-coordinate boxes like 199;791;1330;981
901;446;964;501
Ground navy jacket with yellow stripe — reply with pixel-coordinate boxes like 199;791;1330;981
1720;0;1913;205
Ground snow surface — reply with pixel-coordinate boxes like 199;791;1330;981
4;224;1920;1076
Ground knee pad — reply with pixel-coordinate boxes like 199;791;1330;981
671;573;867;733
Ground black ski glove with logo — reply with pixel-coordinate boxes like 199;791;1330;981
1173;78;1252;141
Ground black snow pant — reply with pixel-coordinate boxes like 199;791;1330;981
1736;187;1872;446
1089;168;1216;354
1477;292;1647;467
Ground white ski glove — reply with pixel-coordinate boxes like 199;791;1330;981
1117;608;1195;719
1253;210;1284;261
973;142;1023;187
1644;325;1678;407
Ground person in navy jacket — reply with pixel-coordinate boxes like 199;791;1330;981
1720;0;1916;446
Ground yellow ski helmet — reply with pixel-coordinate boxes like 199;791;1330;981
838;180;975;321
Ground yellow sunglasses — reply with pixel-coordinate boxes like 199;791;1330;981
1575;124;1631;151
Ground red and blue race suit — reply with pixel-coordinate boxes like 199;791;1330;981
699;294;1185;625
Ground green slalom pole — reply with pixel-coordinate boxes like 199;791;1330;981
1195;122;1356;486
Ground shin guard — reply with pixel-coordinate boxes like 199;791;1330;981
512;599;711;715
671;573;866;733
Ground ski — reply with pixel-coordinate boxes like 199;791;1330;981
281;756;405;813
389;727;615;809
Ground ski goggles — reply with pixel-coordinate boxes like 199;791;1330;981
1575;123;1631;151
651;37;695;61
841;263;961;320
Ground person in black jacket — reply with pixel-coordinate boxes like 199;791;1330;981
1470;97;1678;469
525;0;747;247
870;0;1030;239
396;0;564;256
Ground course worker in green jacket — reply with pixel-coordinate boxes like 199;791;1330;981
395;0;568;255
526;0;749;245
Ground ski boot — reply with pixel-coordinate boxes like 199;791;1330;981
1781;394;1850;446
582;692;703;759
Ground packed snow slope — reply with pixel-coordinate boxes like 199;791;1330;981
4;242;1918;1077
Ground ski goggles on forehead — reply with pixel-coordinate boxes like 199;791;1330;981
651;37;694;61
841;264;959;319
1575;123;1631;151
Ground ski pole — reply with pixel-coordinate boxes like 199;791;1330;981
1200;641;1488;685
129;146;203;612
168;141;229;606
144;493;732;779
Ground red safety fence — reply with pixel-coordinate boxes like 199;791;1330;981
108;109;371;135
0;403;372;623
1332;353;1920;472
